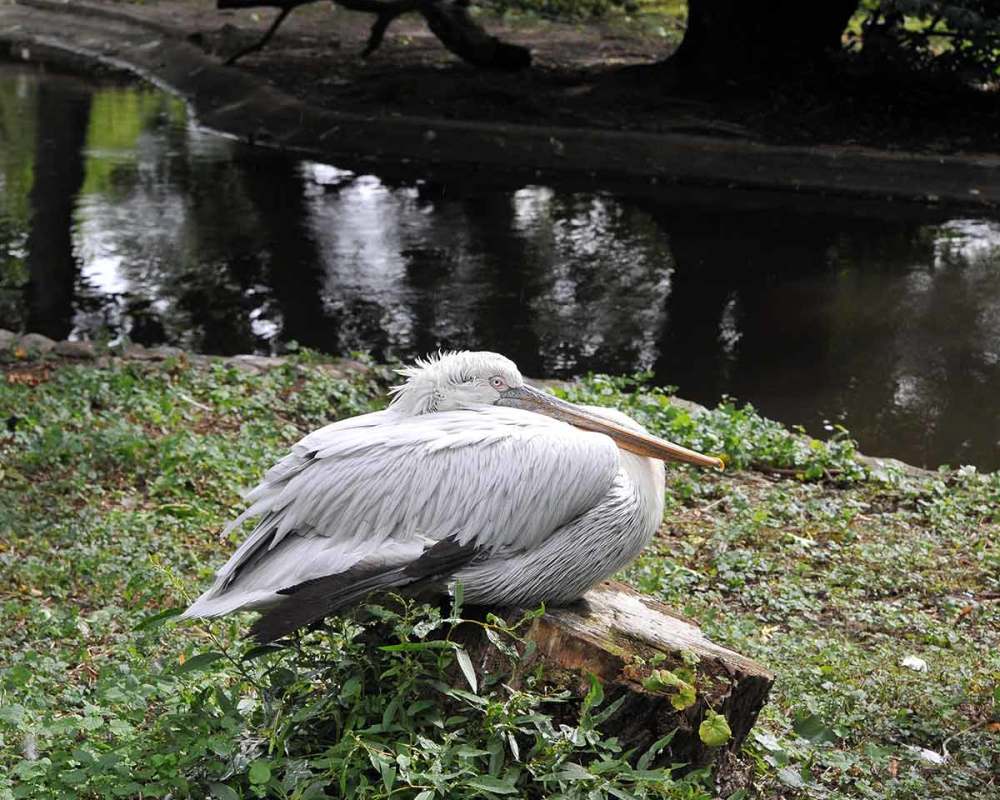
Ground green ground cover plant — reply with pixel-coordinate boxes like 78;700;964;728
0;354;997;798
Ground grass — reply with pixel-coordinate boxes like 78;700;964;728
0;354;997;799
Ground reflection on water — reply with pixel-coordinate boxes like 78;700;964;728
1;64;999;470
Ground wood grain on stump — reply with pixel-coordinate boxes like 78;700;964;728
464;581;774;774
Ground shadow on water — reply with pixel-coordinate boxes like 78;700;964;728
1;63;998;470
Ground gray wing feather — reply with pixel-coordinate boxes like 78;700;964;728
183;406;620;616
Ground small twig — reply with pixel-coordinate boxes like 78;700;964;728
941;719;988;760
696;496;727;516
175;390;212;412
753;465;802;478
224;5;295;65
753;463;845;480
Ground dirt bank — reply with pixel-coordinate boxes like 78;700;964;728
1;0;998;206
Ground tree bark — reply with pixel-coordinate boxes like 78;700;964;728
461;581;774;776
668;0;860;81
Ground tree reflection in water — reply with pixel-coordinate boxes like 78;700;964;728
1;64;998;470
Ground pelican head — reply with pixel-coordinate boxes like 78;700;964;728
391;351;722;470
389;351;524;414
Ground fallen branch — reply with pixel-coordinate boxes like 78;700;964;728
335;0;425;56
414;0;531;69
215;0;531;70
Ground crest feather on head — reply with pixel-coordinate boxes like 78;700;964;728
388;351;520;415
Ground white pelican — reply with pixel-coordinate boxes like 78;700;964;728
183;352;722;641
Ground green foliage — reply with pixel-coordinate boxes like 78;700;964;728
489;0;621;20
555;372;867;480
641;669;697;711
163;599;710;799
697;711;731;748
0;357;716;799
1;355;996;799
856;0;1000;78
483;0;685;30
622;459;999;798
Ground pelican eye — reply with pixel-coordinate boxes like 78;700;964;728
489;376;508;390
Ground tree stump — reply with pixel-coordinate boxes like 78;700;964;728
464;581;774;775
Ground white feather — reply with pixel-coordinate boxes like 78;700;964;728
184;406;620;616
183;352;666;619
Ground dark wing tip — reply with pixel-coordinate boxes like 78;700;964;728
248;537;480;643
248;606;304;644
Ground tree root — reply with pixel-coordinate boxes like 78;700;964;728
216;0;531;70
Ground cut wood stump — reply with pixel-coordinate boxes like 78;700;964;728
462;580;774;776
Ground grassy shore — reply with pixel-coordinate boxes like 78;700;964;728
0;353;997;799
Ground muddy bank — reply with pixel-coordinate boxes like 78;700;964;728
1;0;998;207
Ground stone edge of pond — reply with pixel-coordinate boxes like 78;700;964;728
2;0;999;210
0;329;367;380
1;328;937;480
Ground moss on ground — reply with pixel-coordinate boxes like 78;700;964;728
0;354;997;798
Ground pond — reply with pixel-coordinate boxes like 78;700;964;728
2;64;999;470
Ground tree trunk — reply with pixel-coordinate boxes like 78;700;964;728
25;79;91;339
669;0;860;80
461;581;773;778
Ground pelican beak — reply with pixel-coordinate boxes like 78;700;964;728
497;385;724;470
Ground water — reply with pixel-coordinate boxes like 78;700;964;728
2;64;999;470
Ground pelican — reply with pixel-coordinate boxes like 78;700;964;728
183;352;722;641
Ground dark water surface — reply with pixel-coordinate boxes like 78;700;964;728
2;65;999;470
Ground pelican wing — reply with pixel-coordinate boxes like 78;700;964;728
184;406;620;617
